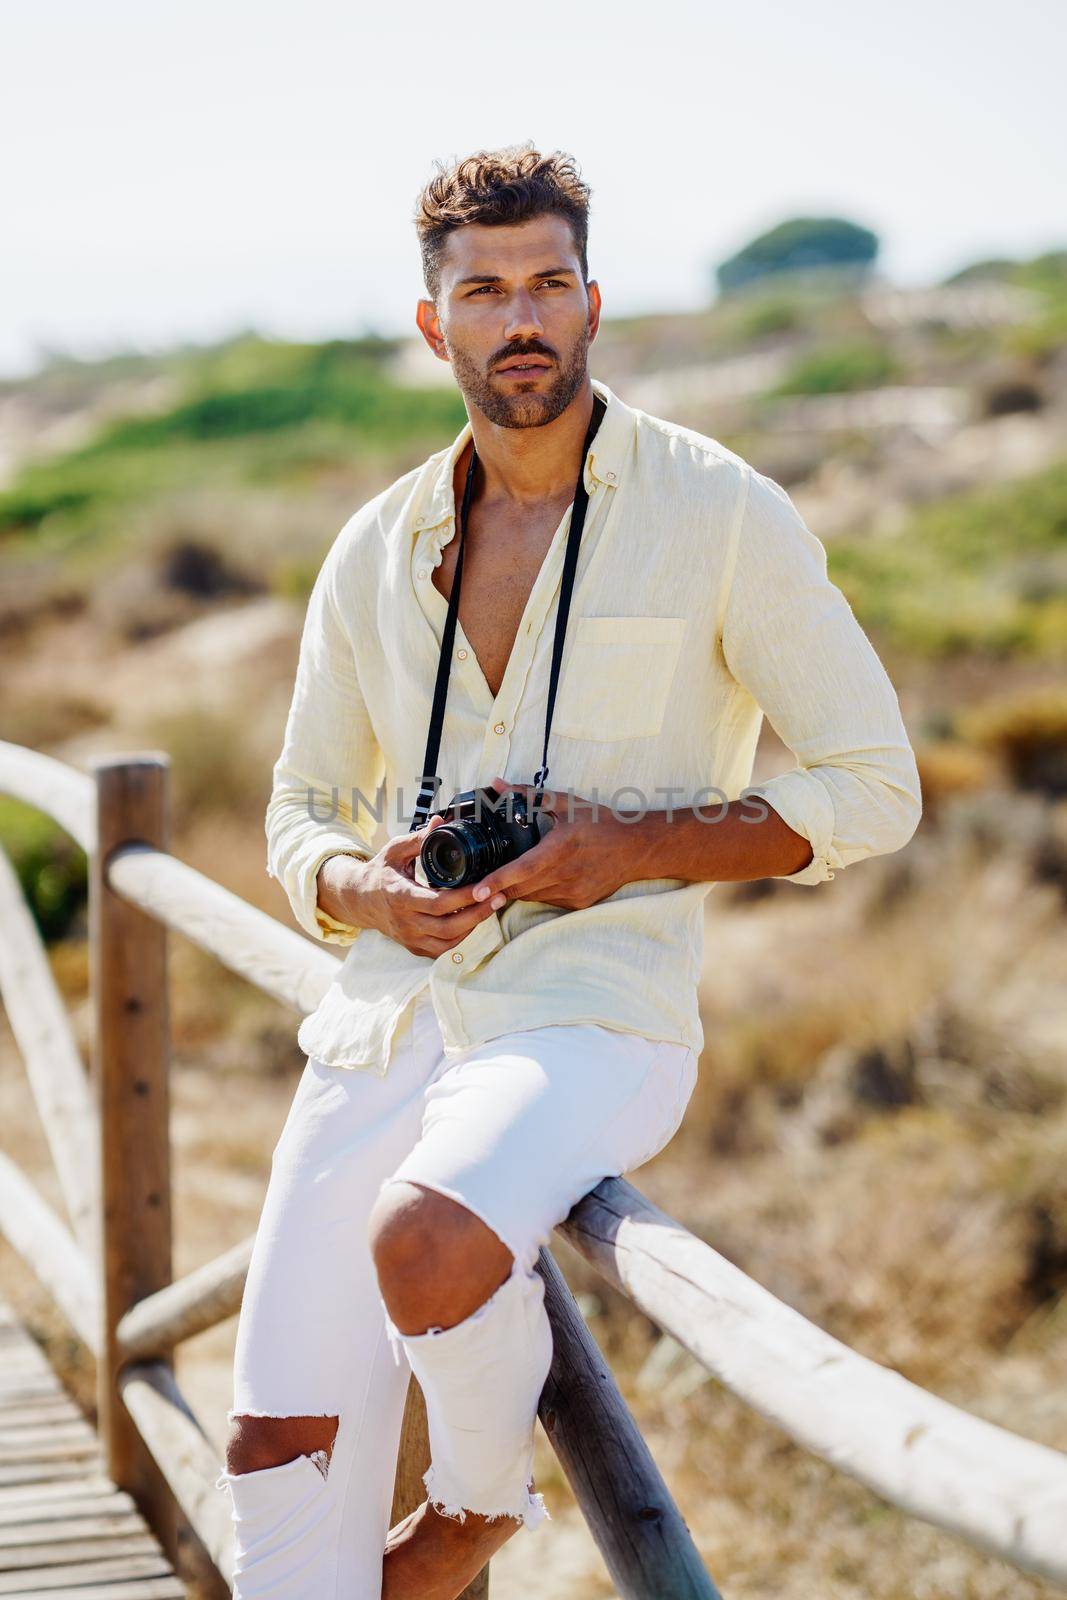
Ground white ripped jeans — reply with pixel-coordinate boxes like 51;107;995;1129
218;985;697;1598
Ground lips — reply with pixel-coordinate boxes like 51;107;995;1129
496;358;552;374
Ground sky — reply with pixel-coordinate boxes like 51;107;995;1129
3;0;1064;379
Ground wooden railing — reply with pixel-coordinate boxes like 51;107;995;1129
1;739;1066;1596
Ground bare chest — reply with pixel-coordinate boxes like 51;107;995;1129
431;470;572;701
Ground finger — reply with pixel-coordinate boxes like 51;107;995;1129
388;875;492;916
488;775;556;810
400;884;508;932
384;812;445;863
416;879;508;916
387;818;511;914
481;783;560;858
417;907;500;945
382;847;505;914
470;827;562;901
411;894;506;939
471;853;550;903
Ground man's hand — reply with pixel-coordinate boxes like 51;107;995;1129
468;776;639;912
325;815;507;959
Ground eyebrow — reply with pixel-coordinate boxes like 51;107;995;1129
455;266;577;287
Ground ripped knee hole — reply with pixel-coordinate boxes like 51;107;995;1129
223;1420;337;1478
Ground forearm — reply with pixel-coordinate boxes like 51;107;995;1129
623;799;815;884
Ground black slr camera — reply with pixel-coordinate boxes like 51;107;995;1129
420;786;544;890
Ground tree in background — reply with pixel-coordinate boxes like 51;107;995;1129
716;216;879;295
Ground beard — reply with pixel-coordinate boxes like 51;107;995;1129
444;324;590;430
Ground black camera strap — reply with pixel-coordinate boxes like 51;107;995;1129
410;392;607;833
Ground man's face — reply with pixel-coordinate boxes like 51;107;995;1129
417;214;600;430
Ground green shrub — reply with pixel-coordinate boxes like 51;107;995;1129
0;796;87;942
1005;288;1067;363
0;351;466;538
83;343;463;452
737;296;801;341
830;459;1067;661
0;485;92;532
770;339;898;396
717;216;879;294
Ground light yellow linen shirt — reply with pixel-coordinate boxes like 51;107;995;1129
265;375;922;1075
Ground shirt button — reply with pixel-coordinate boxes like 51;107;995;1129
451;951;464;963
415;516;426;527
605;470;617;482
457;648;468;660
494;722;506;735
417;568;428;580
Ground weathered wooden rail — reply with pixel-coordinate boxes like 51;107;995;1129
1;738;1066;1596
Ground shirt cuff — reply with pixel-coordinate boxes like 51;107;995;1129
314;847;372;944
279;838;372;944
314;906;364;944
744;770;840;886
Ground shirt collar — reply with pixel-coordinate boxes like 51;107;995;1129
412;376;634;538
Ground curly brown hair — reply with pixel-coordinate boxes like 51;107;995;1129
414;141;591;304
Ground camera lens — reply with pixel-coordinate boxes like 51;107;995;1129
423;830;467;886
422;822;490;888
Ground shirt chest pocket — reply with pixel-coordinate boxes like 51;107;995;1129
551;615;688;742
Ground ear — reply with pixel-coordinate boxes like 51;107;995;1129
416;297;449;363
585;278;602;344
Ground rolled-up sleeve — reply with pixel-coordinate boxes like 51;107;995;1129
265;531;384;943
720;467;922;885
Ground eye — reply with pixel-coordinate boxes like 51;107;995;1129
468;279;567;296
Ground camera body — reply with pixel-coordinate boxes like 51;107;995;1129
419;786;543;890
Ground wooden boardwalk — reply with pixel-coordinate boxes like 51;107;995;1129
0;1298;185;1599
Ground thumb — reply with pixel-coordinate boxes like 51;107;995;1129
384;812;445;862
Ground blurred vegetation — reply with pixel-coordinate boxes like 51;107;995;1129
0;689;108;749
1009;288;1067;365
945;249;1067;364
957;686;1067;797
769;337;900;396
0;334;466;541
717;215;879;294
141;703;269;830
830;459;1067;659
0;796;87;942
1;247;1063;671
733;294;802;342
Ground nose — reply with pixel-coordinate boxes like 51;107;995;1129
503;289;544;342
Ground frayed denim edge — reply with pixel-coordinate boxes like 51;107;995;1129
219;1413;338;1491
422;1463;551;1533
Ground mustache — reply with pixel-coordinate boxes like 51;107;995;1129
492;344;556;368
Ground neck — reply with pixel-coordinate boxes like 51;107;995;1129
465;378;596;508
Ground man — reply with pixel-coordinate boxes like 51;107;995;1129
218;143;922;1598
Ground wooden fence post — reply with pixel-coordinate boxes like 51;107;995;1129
90;754;178;1562
536;1246;719;1599
392;1376;490;1599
